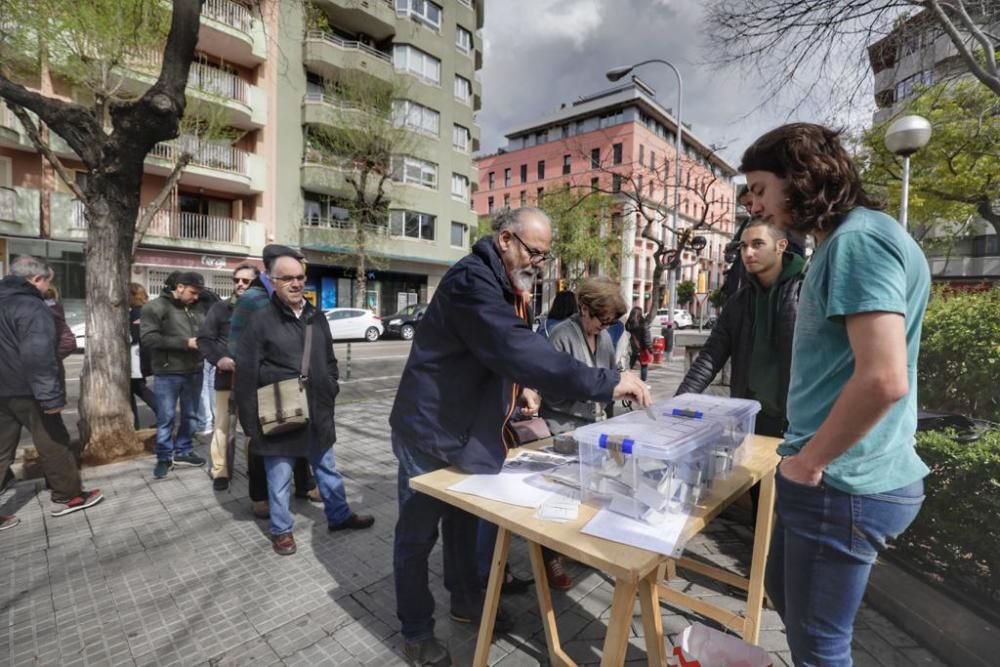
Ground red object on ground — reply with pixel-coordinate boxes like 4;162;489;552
652;336;665;364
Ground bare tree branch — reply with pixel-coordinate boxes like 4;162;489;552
0;79;104;166
923;0;1000;95
132;152;192;254
7;103;87;200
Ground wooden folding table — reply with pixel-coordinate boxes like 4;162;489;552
410;435;781;666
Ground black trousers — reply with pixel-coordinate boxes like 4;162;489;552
748;413;787;524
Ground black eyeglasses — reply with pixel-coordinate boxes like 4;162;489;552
509;231;553;264
232;277;253;285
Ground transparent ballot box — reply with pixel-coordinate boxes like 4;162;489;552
662;394;762;474
574;409;723;524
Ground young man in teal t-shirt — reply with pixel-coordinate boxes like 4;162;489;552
741;123;930;667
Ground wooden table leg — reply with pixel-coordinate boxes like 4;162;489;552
742;467;776;644
528;542;575;666
600;576;640;667
473;526;512;667
638;564;667;667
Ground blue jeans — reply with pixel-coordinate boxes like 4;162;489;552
197;361;215;432
393;434;481;642
263;441;352;536
153;372;203;462
765;468;924;666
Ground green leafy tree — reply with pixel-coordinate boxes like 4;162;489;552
540;185;621;287
677;280;696;308
709;286;727;310
860;80;1000;248
0;0;203;460
304;73;419;308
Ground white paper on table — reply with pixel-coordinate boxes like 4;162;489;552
534;497;580;522
581;507;689;557
449;473;554;508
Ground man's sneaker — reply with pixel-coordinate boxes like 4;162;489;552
328;513;375;532
173;452;206;468
50;490;104;517
0;515;20;531
402;636;451;666
153;460;173;479
252;501;270;519
272;532;296;556
213;477;229;491
449;604;514;634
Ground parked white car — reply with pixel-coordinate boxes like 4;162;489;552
324;308;383;342
654;308;693;329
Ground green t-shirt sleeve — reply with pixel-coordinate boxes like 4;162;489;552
824;230;907;319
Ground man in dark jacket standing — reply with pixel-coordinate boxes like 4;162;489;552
235;253;373;556
198;263;259;491
676;219;804;438
0;256;104;529
390;207;651;666
141;271;208;479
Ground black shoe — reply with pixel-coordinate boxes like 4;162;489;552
449;604;514;635
480;570;533;594
213;477;229;491
328;513;374;532
402;636;451;666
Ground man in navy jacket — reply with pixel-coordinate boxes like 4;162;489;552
391;207;651;666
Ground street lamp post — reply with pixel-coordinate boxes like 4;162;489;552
607;60;683;341
884;115;932;231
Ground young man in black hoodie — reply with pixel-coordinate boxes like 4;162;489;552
676;219;804;437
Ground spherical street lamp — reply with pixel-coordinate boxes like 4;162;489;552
884;115;932;230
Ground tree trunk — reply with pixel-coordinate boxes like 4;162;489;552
354;228;368;310
78;187;143;462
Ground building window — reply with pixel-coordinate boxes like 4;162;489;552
392;100;440;136
451;173;469;201
487;196;495;213
895;70;934;102
600;110;624;128
520;164;527;183
450;221;467;248
519;190;527;206
612;143;623;165
390;209;436;240
650;151;655;171
393;45;441;85
591;148;600;168
562;154;571;175
454;75;473;104
612;174;622;193
639;144;644;165
396;0;442;31
637;175;643;195
453;124;470;152
487;171;495;189
591;177;599;192
392;155;438;188
456;26;472;54
537;160;545;180
536;187;544;202
503;193;510;208
504;168;512;187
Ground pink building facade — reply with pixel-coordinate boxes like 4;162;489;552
473;79;738;316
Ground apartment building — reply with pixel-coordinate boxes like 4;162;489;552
473;78;738;313
867;8;999;285
0;0;484;317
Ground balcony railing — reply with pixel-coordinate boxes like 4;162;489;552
202;0;253;35
303;216;389;237
72;199;87;229
188;62;249;104
0;187;15;222
142;208;246;244
303;30;392;63
303;90;357;110
150;135;248;176
0;104;22;132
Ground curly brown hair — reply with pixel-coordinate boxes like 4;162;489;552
739;123;882;235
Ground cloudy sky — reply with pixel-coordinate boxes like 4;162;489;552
476;0;877;167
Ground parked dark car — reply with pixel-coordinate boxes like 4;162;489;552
384;303;428;340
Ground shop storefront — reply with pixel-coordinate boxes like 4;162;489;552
132;248;260;299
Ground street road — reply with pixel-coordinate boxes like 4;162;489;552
19;338;413;447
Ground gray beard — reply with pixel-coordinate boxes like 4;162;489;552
511;267;537;292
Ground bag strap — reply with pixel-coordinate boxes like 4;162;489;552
300;319;313;381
